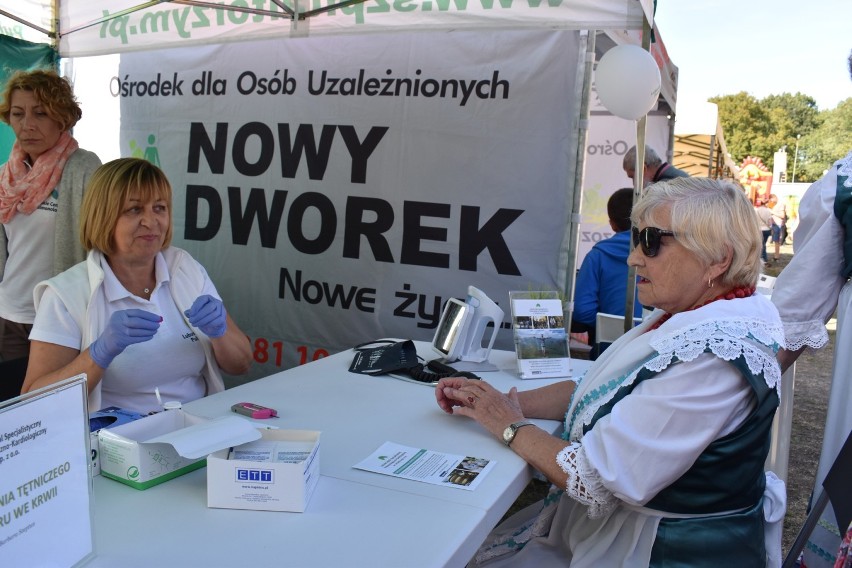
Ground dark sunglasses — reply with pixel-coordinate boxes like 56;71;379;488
632;226;675;257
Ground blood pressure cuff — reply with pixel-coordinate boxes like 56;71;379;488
349;339;476;384
349;339;420;375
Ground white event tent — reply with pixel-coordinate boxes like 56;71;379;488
1;0;666;374
2;0;795;489
0;0;791;488
5;2;654;54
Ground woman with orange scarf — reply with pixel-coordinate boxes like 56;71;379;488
0;69;101;363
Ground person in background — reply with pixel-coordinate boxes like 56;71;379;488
0;69;101;362
754;197;773;266
437;177;784;567
622;145;689;187
768;193;787;259
771;50;852;568
773;149;852;568
22;158;252;413
571;187;642;358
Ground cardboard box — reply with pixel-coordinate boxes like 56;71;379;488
98;410;261;490
207;429;321;512
89;406;146;476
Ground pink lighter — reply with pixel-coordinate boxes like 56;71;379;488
231;402;278;419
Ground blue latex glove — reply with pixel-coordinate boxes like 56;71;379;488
89;309;162;369
184;295;227;338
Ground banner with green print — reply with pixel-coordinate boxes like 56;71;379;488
116;29;582;381
577;110;672;266
52;0;650;57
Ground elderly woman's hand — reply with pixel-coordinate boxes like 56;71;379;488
435;376;525;441
435;376;471;414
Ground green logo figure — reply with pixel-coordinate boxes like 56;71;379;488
128;139;144;159
143;134;160;167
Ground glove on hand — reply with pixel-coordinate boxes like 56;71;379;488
184;295;227;338
90;309;162;369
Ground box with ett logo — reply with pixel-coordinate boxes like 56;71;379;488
98;410;261;490
207;429;321;512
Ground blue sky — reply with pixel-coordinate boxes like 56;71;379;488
654;1;851;112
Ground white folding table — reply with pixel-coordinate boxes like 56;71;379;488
88;343;590;567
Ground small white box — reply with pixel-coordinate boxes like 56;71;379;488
89;406;146;476
98;410;261;490
207;429;321;512
757;273;777;296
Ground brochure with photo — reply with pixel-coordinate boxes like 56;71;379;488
509;291;572;379
353;441;495;491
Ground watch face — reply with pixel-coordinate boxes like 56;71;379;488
502;425;514;443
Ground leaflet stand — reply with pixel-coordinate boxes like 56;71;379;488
509;290;572;379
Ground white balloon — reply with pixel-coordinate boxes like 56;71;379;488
595;45;661;120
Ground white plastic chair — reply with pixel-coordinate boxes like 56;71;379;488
596;313;641;343
595;313;642;358
757;273;777;297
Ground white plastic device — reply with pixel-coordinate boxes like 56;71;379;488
432;286;505;370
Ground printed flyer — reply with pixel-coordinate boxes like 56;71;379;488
354;442;494;491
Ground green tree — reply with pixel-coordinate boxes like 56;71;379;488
711;91;838;182
763;93;820;137
763;93;821;178
711;92;773;167
798;97;852;181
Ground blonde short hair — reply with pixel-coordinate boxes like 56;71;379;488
80;158;173;255
0;69;82;131
631;177;762;288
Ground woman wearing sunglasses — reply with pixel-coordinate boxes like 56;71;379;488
436;177;785;567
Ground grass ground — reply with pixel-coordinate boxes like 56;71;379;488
505;240;834;558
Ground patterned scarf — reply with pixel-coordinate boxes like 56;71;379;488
0;130;79;223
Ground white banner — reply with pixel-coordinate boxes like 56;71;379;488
55;0;650;57
576;111;672;264
116;30;581;380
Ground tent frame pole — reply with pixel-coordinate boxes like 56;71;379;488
54;0;372;40
0;9;53;37
623;14;653;333
562;29;596;337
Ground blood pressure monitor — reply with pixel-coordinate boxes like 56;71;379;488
431;286;504;370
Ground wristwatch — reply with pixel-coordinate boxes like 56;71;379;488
502;420;534;446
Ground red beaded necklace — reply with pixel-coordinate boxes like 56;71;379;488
647;285;756;331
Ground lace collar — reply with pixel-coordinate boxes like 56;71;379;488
646;315;784;389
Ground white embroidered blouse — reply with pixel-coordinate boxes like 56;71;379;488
555;293;784;519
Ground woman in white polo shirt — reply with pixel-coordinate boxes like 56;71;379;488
22;158;252;413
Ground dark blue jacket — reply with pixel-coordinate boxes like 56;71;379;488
573;230;642;326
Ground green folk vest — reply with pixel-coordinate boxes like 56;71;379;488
583;352;779;567
834;169;852;278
